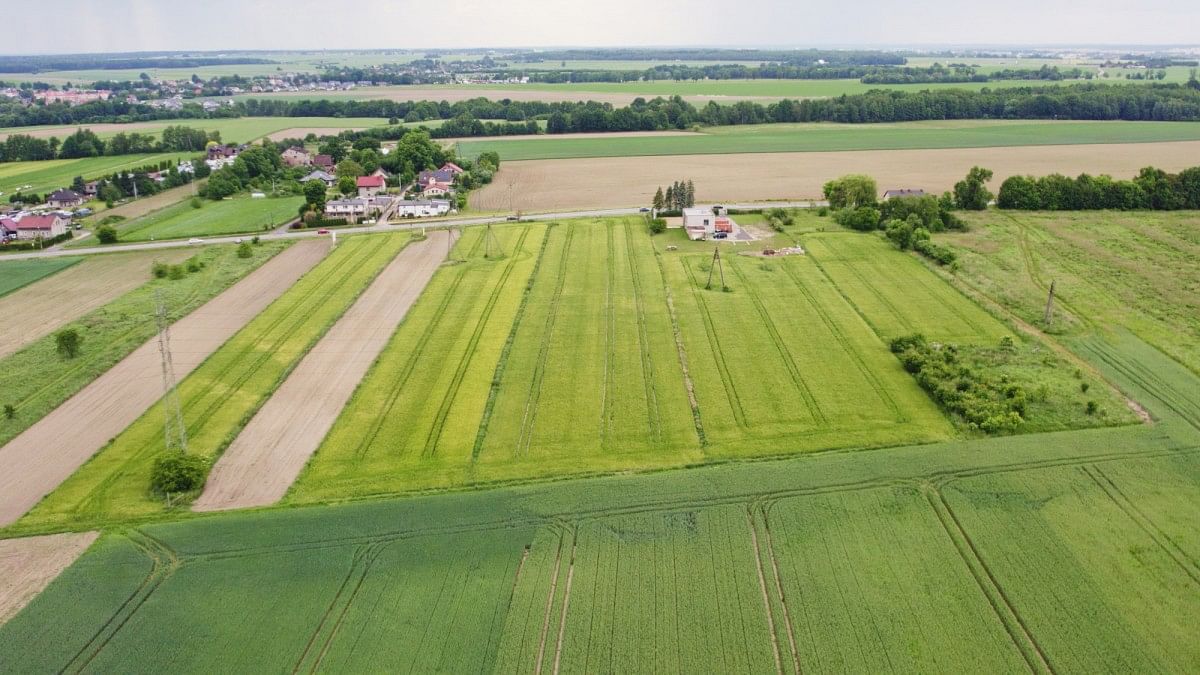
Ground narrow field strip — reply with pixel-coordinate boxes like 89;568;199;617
194;232;448;511
15;235;403;530
0;241;327;528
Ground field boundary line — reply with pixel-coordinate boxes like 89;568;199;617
924;485;1054;675
680;255;748;429
1082;464;1200;585
423;225;533;458
652;248;706;446
517;224;575;457
726;255;826;424
473;224;554;461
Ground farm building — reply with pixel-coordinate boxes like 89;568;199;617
883;188;926;199
46;190;84;209
357;175;386;198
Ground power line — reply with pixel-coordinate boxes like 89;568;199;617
155;289;188;455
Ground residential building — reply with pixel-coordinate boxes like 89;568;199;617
441;161;465;175
83;180;101;197
301;170;337;188
281;146;312;167
417;168;455;189
356;175;386;198
0;217;17;241
882;188;926;200
682;207;717;232
12;214;69;240
324;198;368;220
422;183;452;198
47;189;84;209
312;154;335;171
394;199;451;218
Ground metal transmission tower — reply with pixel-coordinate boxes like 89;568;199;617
705;245;729;292
155;289;188;454
483;223;503;259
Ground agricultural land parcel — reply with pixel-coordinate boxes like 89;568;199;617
0;257;79;298
471;140;1200;211
1;324;1197;671
456;120;1200;161
98;194;305;243
0;152;192;197
12;233;411;532
0;117;392;144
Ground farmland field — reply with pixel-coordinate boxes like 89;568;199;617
0;152;192;197
1;325;1196;671
456;120;1200;161
472;141;1200;211
11;234;409;532
292;218;971;501
106;194;304;242
0;257;79;298
0;116;391;144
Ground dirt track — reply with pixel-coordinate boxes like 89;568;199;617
0;531;98;625
0;249;192;360
0;240;328;527
471;140;1200;211
194;231;451;511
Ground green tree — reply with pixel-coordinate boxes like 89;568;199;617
953;166;994;210
652;186;665;210
823;175;878;209
337;175;357;196
95;225;118;244
685;179;696;207
237;241;253;258
336;159;364;178
55;328;81;359
303;179;328;205
151;453;208;494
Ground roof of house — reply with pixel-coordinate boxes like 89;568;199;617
418;169;455;183
284;146;310;154
883;189;926;199
441;162;464;173
313;154;334;166
0;217;17;232
396;199;451;207
682;207;714;217
326;198;368;207
422;183;450;191
14;214;63;230
48;189;82;201
302;170;335;182
356;175;386;188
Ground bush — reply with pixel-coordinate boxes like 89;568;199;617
151;261;169;278
95;225;118;244
833;206;882;231
190;197;203;209
55;328;82;359
168;265;186;280
913;239;957;265
647;217;667;235
185;256;202;272
1086;400;1099;415
237;241;254;258
150;453;208;494
1080;382;1090;393
3;404;15;420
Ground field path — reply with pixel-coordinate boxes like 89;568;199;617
0;531;98;625
0;250;192;360
0;240;328;527
193;231;451;511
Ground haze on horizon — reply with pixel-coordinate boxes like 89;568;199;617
2;0;1198;55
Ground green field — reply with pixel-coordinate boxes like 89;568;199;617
456;119;1200;160
0;243;288;449
290;218;996;501
0;116;392;145
11;234;409;533
0;153;192;197
106;195;305;243
1;323;1197;671
947;210;1200;376
0;257;80;297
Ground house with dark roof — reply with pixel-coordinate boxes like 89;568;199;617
417;168;455;189
301;170;337;188
882;188;926;200
312;154;335;170
47;189;84;209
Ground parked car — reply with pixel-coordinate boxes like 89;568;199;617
639;207;651;212
188;238;204;244
713;232;728;239
317;229;330;234
506;215;520;221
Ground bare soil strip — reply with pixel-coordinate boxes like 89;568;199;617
264;126;369;142
444;130;699;144
193;232;450;511
0;249;192;360
472;140;1200;212
0;240;328;527
95;182;200;222
0;531;99;625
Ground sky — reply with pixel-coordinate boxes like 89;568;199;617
3;0;1199;54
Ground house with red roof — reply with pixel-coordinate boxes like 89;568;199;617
11;214;69;240
312;154;335;171
441;162;464;175
356;174;386;198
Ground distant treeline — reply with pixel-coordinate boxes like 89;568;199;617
0;54;276;74
523;64;1091;85
997;166;1200;210
0;125;214;163
511;49;906;67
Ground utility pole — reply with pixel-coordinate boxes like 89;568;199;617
705;245;727;292
1043;279;1056;328
155;290;188;455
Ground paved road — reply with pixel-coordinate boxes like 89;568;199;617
0;202;822;261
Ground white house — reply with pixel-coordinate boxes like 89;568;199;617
324;198;368;220
394;199;451;218
422;183;452;198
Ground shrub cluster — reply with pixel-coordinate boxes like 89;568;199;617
763;208;795;232
150;452;208;494
997;165;1200;210
890;334;1026;433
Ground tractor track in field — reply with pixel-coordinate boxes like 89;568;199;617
517;224;575;458
473;224;554;461
680;256;748;429
624;222;664;444
726;257;826;425
600;226;618;451
925;485;1055;675
652;249;706;446
1082;464;1200;585
1077;337;1200;431
778;260;903;420
533;526;571;675
423;226;532;459
757;502;803;675
550;532;578;675
745;507;788;675
292;541;389;674
348;231;480;461
811;244;918;337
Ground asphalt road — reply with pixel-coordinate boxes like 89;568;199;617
0;202;822;261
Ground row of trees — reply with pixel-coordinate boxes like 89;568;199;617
0;125;216;163
652;180;696;211
997;165;1200;210
528;63;1091;85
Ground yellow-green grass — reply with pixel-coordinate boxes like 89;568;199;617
948;210;1200;375
0;152;192;197
104;194;304;243
3;328;1197;672
11;233;408;532
0;257;81;297
290;218;953;502
0;243;288;449
456;120;1200;161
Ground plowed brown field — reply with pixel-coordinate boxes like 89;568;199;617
0;240;328;527
193;231;452;511
471;140;1200;211
0;531;98;625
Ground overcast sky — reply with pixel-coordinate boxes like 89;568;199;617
3;0;1198;54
